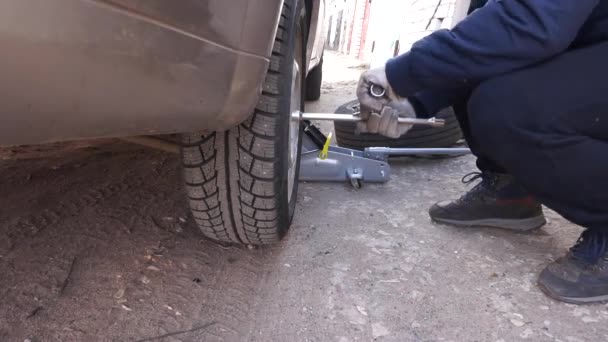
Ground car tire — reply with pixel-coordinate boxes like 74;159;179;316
180;0;305;245
333;100;463;149
305;56;323;101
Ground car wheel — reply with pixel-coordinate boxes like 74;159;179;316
180;0;305;245
305;56;323;101
333;100;463;149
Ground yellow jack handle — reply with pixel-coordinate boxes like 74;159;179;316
319;132;333;160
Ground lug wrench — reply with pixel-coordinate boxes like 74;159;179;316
295;83;446;128
294;112;446;127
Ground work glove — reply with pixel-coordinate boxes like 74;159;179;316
357;66;400;117
356;66;416;138
356;100;416;138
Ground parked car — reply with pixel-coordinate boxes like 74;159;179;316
0;0;326;245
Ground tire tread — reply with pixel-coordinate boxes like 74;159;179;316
181;0;303;245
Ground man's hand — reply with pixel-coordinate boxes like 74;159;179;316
356;99;416;139
357;66;401;119
356;66;417;138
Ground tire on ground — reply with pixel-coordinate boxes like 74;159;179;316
180;0;305;245
333;100;463;149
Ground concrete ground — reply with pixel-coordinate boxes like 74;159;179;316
1;51;607;342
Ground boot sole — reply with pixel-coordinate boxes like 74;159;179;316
538;282;608;305
431;215;546;232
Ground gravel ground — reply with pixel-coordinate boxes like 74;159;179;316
1;52;607;342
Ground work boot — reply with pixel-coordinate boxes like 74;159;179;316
429;172;546;231
538;229;608;304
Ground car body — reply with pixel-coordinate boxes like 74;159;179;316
0;0;325;146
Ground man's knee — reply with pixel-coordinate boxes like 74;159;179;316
467;74;537;147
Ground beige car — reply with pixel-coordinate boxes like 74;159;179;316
0;0;326;245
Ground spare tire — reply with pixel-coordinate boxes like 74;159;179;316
333;100;463;149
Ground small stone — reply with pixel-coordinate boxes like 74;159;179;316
510;319;525;327
411;290;425;298
573;307;591;317
520;328;533;339
544;320;551;326
356;306;368;316
147;265;160;272
141;276;150;284
379;279;400;283
114;288;125;299
178;217;186;223
165;305;173;310
175;311;182;316
121;304;133;311
582;316;600;323
284;264;291;268
372;323;390;338
400;264;414;273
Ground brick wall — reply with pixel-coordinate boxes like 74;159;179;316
346;0;368;57
325;0;470;64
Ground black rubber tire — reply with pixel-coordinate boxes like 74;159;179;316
305;57;323;101
334;100;463;149
180;0;305;245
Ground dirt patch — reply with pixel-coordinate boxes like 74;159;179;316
0;142;280;341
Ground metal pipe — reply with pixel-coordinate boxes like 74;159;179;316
366;147;471;156
294;112;446;127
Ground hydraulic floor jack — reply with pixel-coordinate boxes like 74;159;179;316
295;112;472;188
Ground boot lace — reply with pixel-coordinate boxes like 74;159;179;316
461;172;484;185
457;172;496;202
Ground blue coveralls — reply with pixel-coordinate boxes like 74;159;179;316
385;0;608;230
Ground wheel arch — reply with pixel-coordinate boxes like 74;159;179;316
304;0;325;73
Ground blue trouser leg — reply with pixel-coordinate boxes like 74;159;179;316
412;85;507;173
464;42;608;230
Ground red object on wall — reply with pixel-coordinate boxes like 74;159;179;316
346;0;357;55
358;0;372;59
